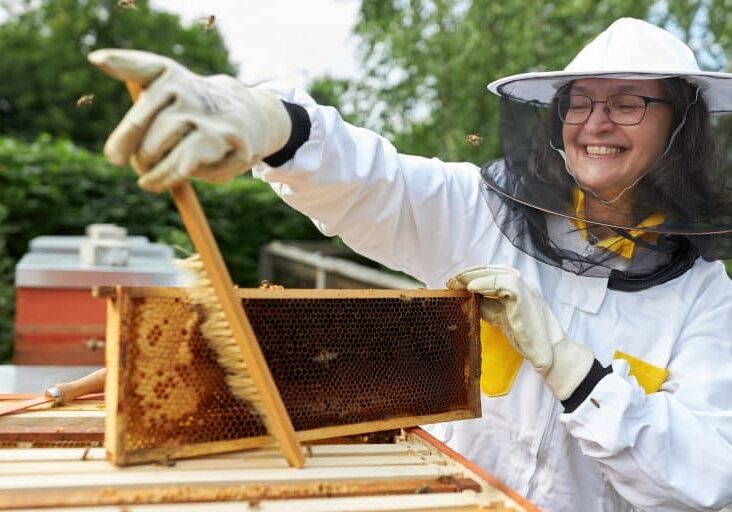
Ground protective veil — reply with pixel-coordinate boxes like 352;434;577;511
482;18;732;289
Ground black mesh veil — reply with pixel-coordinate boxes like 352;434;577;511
480;76;732;287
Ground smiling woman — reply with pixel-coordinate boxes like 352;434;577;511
561;78;674;206
488;41;732;279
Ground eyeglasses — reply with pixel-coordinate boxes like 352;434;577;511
557;94;673;126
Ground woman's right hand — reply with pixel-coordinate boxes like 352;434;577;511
88;49;292;193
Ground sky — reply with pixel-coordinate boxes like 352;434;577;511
150;0;363;88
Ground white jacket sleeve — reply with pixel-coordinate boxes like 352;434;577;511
251;83;501;286
561;270;732;511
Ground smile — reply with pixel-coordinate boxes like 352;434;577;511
585;145;624;156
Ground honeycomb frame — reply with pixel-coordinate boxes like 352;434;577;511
104;287;481;465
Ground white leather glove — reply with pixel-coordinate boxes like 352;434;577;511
88;49;292;192
447;265;595;401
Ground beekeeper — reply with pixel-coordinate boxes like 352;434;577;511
90;17;732;512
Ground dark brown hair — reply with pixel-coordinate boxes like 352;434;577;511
633;77;723;224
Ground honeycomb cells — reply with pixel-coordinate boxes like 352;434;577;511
121;292;477;451
124;296;265;452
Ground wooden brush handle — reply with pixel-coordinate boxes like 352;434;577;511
49;368;106;404
172;183;305;467
124;81;304;468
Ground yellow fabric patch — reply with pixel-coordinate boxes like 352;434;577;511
613;350;669;394
480;319;524;397
571;188;664;259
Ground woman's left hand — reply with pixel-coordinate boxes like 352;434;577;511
447;265;595;401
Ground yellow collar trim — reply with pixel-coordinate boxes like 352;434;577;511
571;188;664;259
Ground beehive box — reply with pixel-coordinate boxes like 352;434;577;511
0;428;537;511
0;395;104;449
104;287;481;465
13;234;181;366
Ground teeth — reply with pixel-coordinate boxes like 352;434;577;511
586;145;622;155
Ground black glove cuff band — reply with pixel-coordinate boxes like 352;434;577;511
263;101;311;167
561;359;612;413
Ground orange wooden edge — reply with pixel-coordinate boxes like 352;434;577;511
407;427;541;512
0;393;105;401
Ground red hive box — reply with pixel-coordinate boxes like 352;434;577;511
13;229;181;365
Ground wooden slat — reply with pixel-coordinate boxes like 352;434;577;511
0;448;101;462
5;492;505;511
0;409;105;418
120;286;470;300
0;464;453;490
295;410;477;443
0;396;103;404
0;442;430;463
0;467;478;509
0;453;447;475
117;409;475;466
0;481;489;511
104;287;126;464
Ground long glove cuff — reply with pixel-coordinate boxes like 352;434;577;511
560;359;613;413
543;339;595;401
264;101;311;167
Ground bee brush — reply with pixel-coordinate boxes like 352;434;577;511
124;81;305;468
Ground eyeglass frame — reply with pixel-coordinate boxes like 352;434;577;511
556;93;673;126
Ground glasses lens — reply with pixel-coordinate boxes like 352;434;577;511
607;94;646;125
559;95;591;124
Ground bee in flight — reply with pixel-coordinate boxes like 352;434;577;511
76;94;94;107
465;134;483;146
202;15;216;32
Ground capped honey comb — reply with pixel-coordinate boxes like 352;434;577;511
105;287;481;465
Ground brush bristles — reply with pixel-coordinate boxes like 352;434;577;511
176;255;263;415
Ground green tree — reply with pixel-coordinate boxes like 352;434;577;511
0;0;235;149
324;1;732;161
332;0;651;163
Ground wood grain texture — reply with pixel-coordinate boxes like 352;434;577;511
0;432;529;510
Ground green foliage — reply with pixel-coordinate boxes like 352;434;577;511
0;135;325;362
334;1;648;163
319;1;732;164
0;0;235;150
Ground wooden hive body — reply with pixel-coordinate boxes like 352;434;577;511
0;429;537;511
105;287;481;465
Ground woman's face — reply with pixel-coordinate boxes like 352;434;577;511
561;78;674;202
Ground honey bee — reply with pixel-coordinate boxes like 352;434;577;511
76;94;94;107
202;15;216;32
258;280;284;290
312;348;338;366
465;133;483;146
117;0;136;9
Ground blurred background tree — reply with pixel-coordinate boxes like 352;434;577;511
311;0;732;164
0;0;234;150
